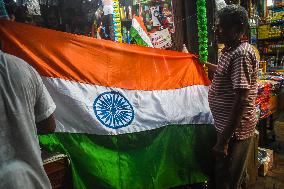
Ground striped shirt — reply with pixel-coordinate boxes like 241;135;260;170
208;42;259;140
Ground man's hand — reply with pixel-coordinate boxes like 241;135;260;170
199;61;218;72
213;139;229;157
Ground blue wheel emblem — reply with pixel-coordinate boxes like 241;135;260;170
93;91;134;129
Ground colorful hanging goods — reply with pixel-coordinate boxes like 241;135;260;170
150;6;161;27
102;0;114;15
120;6;126;20
149;28;172;49
215;0;226;11
112;0;122;42
256;81;273;119
0;0;9;19
197;0;208;62
26;0;41;15
130;16;153;47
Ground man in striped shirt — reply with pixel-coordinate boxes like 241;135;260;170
205;5;258;189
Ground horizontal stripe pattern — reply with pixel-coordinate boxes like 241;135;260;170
43;77;213;135
209;43;258;140
0;20;210;90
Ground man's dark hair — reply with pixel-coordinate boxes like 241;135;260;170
217;5;249;34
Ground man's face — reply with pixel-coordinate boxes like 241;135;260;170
215;18;241;44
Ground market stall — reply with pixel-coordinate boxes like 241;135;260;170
255;0;284;72
5;0;284;188
257;72;284;146
0;1;217;188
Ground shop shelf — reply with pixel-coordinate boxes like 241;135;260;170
258;36;284;41
261;52;284;55
268;5;284;10
270;20;284;26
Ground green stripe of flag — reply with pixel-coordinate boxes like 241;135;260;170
39;124;216;189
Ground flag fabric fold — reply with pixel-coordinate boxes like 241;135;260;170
0;20;215;189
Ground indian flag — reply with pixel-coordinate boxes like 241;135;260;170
130;16;153;47
0;20;215;189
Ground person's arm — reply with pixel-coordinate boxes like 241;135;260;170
30;66;56;135
204;62;218;72
213;89;249;156
198;60;217;72
36;114;56;135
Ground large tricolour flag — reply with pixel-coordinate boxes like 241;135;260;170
0;20;215;189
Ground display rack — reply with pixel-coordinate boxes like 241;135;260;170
257;4;284;72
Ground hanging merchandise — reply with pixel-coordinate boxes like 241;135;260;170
112;0;122;42
100;16;112;40
102;0;114;15
101;0;114;40
150;5;161;26
128;5;133;19
120;6;126;20
215;0;226;11
25;0;41;15
96;0;175;48
130;16;153;47
249;18;257;45
133;0;175;33
94;6;104;38
149;28;172;49
256;81;273;119
197;0;208;62
161;3;175;33
0;0;9;19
